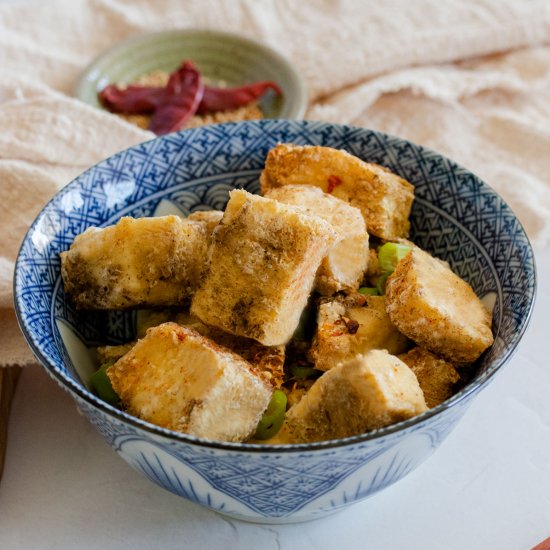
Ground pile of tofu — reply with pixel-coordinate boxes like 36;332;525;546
61;144;494;444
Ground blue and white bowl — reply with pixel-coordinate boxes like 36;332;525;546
14;120;536;523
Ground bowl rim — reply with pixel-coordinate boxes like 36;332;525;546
13;119;538;453
74;28;308;119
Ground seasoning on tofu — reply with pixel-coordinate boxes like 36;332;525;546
285;350;428;443
63;143;494;444
385;247;494;363
399;347;460;408
60;215;208;309
260;143;415;240
310;293;410;371
264;184;369;295
191;189;337;346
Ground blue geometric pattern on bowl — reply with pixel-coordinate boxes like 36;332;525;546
14;120;536;522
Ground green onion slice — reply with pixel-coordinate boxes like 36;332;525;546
289;364;322;380
378;243;412;274
376;273;389;295
254;390;287;440
358;287;379;296
90;363;119;406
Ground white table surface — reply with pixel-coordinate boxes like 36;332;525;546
1;246;548;550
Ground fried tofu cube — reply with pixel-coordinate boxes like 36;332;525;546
386;247;494;363
107;323;272;441
310;294;410;371
260;143;415;240
205;328;286;389
186;209;224;234
399;347;460;408
264;185;369;295
191;189;337;346
285;350;428;443
135;309;286;388
60;216;208;309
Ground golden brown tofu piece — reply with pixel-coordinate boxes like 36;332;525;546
186;210;223;234
399;347;460;408
136;309;285;388
386;247;494;363
260;143;415;240
205;328;286;389
310;294;410;371
191;189;337;346
265;185;369;295
285;350;428;443
60;216;207;309
108;323;272;441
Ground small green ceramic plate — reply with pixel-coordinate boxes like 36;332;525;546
76;29;307;119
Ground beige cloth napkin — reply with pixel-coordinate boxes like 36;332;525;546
1;0;550;367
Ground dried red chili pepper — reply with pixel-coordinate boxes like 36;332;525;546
148;61;204;135
98;60;281;135
197;81;282;114
98;85;164;114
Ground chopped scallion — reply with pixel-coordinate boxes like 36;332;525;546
358;287;379;296
289;364;322;380
90;363;119;406
254;390;287;440
378;243;412;274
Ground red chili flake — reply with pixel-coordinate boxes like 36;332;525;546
197;81;282;114
327;174;342;193
342;316;359;334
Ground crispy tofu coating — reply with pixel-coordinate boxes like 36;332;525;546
60;215;208;309
399;347;460;408
206;328;286;389
107;323;272;441
260;143;415;240
191;189;337;346
186;209;223;234
310;294;410;371
265;185;369;295
136;309;285;388
386;247;494;363
285;350;428;443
